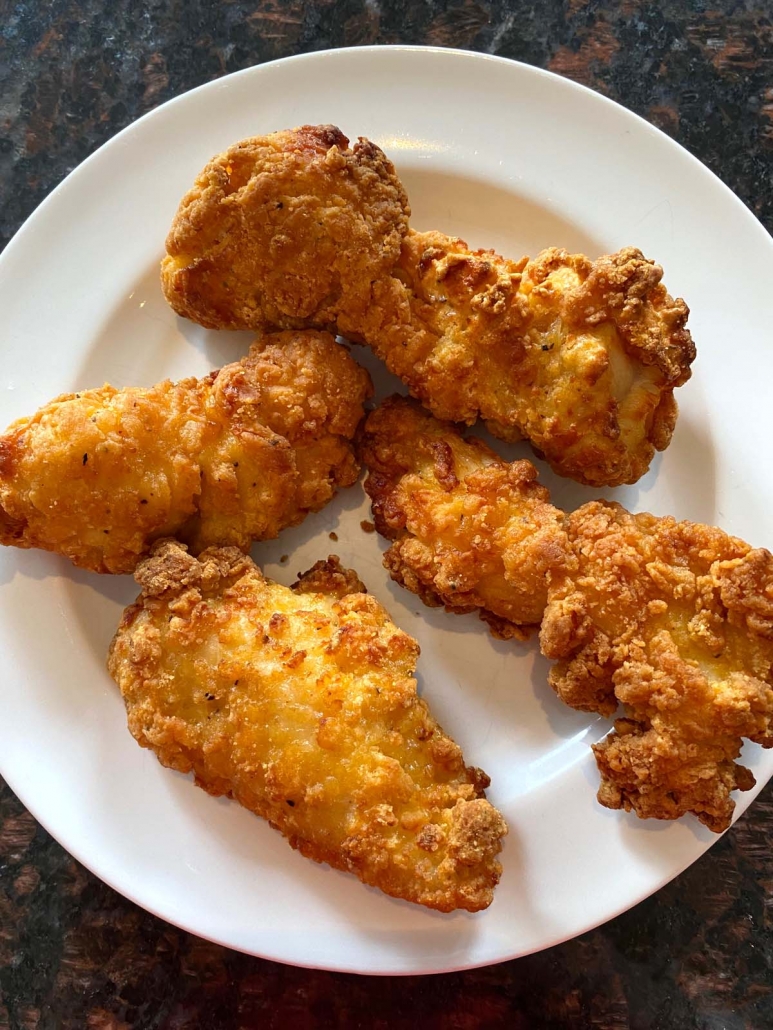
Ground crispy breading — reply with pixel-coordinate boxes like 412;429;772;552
0;331;371;573
238;331;372;518
107;541;508;912
358;232;694;487
161;126;695;487
359;396;567;639
361;403;773;831
161;125;410;332
540;501;773;831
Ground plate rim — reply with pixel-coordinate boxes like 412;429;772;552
4;44;771;271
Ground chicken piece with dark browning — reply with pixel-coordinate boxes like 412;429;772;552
162;125;410;333
360;395;567;640
0;331;371;573
161;125;695;488
541;501;773;832
360;400;773;832
108;541;508;912
360;232;694;487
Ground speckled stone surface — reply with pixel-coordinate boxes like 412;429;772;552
1;2;773;1027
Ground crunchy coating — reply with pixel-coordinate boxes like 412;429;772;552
360;396;567;639
161;125;695;487
162;125;410;332
541;501;773;831
360;403;773;831
0;331;371;573
359;232;694;487
107;541;507;912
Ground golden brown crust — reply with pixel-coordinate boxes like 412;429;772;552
359;396;568;638
160;125;695;487
540;501;773;831
108;540;507;912
713;548;773;639
231;331;373;521
161;126;410;332
0;331;371;573
291;555;368;598
361;400;773;832
359;233;695;487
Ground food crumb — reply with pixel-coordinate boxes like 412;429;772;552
360;520;376;534
329;531;338;542
280;555;289;564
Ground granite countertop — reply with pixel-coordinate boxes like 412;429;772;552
1;2;772;1027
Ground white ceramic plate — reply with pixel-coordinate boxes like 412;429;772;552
1;46;772;975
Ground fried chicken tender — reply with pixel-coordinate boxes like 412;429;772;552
361;232;695;487
161;125;410;332
360;396;567;639
361;402;773;831
161;125;694;487
0;331;371;573
540;501;773;831
107;541;507;912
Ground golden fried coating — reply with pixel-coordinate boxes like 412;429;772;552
108;541;507;912
360;396;567;639
360;232;694;487
0;331;371;573
162;125;410;332
361;402;773;831
161;125;695;487
540;501;773;831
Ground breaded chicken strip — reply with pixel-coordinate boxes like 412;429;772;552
0;332;371;573
161;126;694;487
361;232;695;487
541;501;773;832
162;125;410;332
361;403;773;831
108;541;507;912
360;396;567;639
